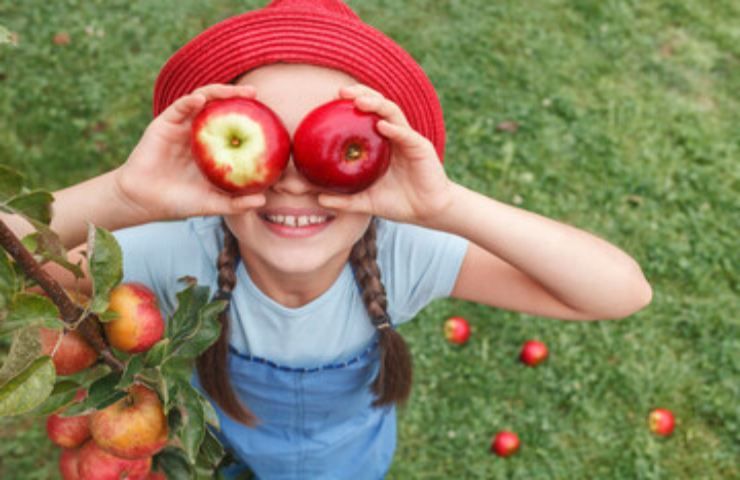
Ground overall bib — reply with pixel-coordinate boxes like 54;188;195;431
210;339;397;479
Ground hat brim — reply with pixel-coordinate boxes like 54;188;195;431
154;9;446;160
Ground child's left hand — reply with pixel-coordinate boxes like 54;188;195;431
317;84;454;226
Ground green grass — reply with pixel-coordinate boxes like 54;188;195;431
1;0;738;478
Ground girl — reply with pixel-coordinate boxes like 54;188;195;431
6;1;652;478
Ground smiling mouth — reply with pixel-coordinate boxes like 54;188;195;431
258;213;335;227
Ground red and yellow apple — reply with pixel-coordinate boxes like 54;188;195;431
519;340;548;367
491;430;520;457
104;283;165;354
293;99;391;193
77;440;151;480
89;384;168;459
443;316;471;345
59;447;82;480
39;328;98;376
648;408;675;436
47;410;91;449
191;97;290;194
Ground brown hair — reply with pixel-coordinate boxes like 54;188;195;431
196;219;413;425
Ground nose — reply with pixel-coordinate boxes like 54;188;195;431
271;157;316;195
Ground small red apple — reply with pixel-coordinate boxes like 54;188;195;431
59;447;82;480
47;411;91;449
191;97;290;194
491;430;520;457
444;316;471;345
39;328;98;376
648;408;675;436
293;99;391;193
77;440;151;480
519;340;548;366
90;384;169;460
104;283;165;354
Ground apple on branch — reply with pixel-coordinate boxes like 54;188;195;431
293;99;391;193
191;97;291;194
76;440;151;480
104;283;165;354
89;384;169;460
40;328;98;376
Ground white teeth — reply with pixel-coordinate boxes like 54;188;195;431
265;214;329;227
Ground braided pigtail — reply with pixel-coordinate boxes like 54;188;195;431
196;222;257;426
350;219;413;407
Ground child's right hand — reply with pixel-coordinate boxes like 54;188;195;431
113;84;266;223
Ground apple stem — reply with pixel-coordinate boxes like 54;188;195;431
0;219;124;372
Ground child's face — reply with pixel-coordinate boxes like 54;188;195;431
225;63;372;277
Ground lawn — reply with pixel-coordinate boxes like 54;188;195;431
1;0;738;479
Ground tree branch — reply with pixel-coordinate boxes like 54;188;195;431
0;219;123;372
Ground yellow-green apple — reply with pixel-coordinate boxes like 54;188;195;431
39;328;98;376
648;408;675;436
519;340;548;366
491;430;520;457
191;97;290;194
59;447;82;480
104;283;164;354
293;99;391;193
77;440;151;480
444;316;471;345
89;384;168;459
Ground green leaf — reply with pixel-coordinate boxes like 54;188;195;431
0;356;55;416
197;427;226;470
168;284;211;343
23;231;84;279
32;380;82;416
0;165;24;200
153;447;194;479
1;292;61;335
115;354;146;391
0;327;43;387
87;225;122;314
0;250;17;311
6;191;53;225
173;301;224;360
144;339;170;367
177;380;206;464
66;371;124;415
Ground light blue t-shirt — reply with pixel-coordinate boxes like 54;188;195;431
113;217;468;368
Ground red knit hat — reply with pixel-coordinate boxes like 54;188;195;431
153;0;446;160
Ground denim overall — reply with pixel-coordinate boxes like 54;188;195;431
209;338;396;479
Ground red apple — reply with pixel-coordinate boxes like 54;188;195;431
444;316;471;345
90;384;169;459
648;408;675;436
191;97;290;194
77;440;151;480
59;447;82;480
47;411;91;449
293;99;391;193
104;283;165;354
519;340;548;366
39;328;98;376
146;471;167;480
491;430;520;457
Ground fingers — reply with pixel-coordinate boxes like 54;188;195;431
159;84;257;124
340;84;410;128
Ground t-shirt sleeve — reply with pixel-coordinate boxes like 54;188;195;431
112;219;218;317
377;220;469;325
